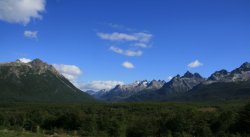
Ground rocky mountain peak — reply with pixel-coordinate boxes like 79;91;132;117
194;73;203;79
183;71;194;78
234;62;250;72
240;62;250;68
15;59;23;63
182;71;203;79
29;58;48;67
161;71;205;94
147;80;165;89
208;69;229;81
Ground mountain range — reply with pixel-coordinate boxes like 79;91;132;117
0;59;93;103
90;62;250;102
0;59;249;103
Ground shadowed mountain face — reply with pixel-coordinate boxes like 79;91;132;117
158;71;205;94
88;62;250;102
206;62;250;83
185;62;250;101
126;71;206;102
0;59;94;103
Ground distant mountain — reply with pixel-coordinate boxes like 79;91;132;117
206;62;250;83
93;80;165;101
158;71;205;94
186;62;250;101
0;59;94;103
127;71;205;101
89;62;250;102
86;89;108;99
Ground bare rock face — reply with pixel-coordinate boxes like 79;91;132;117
159;71;205;94
206;62;250;83
0;59;62;79
97;80;166;101
147;80;166;90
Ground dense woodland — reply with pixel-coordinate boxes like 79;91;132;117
0;101;249;137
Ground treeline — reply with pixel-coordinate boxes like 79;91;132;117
0;102;249;137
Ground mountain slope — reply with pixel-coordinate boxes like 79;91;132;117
0;59;94;103
185;62;250;101
186;81;250;101
97;80;165;101
127;71;205;101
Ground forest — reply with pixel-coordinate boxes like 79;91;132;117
0;101;249;137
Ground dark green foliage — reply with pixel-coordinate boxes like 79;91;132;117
236;102;250;134
0;102;249;136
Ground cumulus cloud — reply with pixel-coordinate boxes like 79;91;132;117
0;0;46;25
122;61;134;69
24;30;38;39
97;32;152;43
110;46;143;57
79;80;124;91
19;58;32;63
188;60;203;68
53;64;82;81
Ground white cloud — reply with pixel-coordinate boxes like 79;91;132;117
124;50;142;57
79;80;124;91
188;60;203;68
24;30;38;39
53;64;82;81
19;58;32;63
97;32;152;43
110;46;123;54
0;0;46;25
134;32;152;43
122;61;134;69
134;43;148;48
52;64;124;91
110;46;143;57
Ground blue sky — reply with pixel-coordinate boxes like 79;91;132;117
0;0;250;90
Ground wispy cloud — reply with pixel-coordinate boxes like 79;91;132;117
125;50;143;57
0;0;46;25
188;60;203;68
97;32;152;43
24;30;38;39
122;61;135;69
110;46;143;57
97;25;153;69
134;43;149;48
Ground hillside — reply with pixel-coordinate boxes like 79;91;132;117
0;59;94;103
